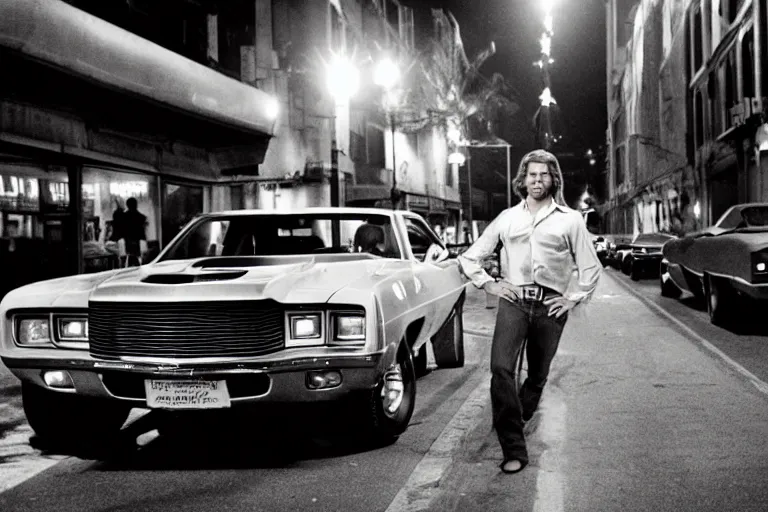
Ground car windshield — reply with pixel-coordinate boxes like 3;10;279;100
632;233;674;245
159;213;402;261
740;206;768;227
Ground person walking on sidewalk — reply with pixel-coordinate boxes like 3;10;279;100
458;149;602;474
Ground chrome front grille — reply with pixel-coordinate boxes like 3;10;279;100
88;300;285;360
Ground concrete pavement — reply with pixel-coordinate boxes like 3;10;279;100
412;272;768;512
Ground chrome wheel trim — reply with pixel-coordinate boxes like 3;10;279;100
381;364;404;417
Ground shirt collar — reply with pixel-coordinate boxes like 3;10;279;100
520;198;567;213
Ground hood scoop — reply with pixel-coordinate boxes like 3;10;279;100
142;271;248;284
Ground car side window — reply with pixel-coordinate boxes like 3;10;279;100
404;216;443;260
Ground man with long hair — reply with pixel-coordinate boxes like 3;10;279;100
458;149;602;474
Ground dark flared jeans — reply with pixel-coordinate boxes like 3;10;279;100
490;297;568;464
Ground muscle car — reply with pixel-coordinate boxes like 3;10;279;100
622;232;677;281
0;208;467;448
660;203;768;325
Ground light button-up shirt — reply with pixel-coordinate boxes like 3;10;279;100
458;200;602;304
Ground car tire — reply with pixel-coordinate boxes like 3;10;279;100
621;255;632;275
431;294;465;368
22;383;131;447
705;274;735;326
659;263;682;299
363;342;416;444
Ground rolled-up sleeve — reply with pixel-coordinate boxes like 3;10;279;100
457;212;507;288
564;214;602;304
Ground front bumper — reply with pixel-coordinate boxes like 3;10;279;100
1;352;384;405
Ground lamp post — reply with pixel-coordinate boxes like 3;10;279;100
374;57;402;209
326;54;359;208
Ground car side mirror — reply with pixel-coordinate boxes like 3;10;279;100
424;243;450;264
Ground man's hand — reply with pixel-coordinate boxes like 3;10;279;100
482;280;519;302
543;296;577;318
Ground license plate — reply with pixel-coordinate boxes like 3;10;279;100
144;380;231;409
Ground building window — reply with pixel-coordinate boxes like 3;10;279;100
400;6;414;48
727;0;742;23
692;4;703;73
162;182;205;247
694;89;704;148
217;0;255;80
82;167;159;271
1;164;75;296
614;145;626;185
741;27;754;99
445;163;454;188
367;125;386;169
329;4;344;53
708;73;720;136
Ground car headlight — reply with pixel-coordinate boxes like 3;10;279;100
286;313;323;347
57;318;89;342
16;318;52;346
332;314;366;344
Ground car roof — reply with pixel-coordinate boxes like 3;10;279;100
200;207;402;218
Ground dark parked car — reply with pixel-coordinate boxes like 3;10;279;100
621;233;677;281
660;202;768;325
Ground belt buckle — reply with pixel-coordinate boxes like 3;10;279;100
521;285;542;301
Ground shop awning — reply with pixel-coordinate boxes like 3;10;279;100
0;0;278;136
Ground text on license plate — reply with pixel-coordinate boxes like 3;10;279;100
144;380;231;409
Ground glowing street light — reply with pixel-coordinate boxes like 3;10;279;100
326;54;360;102
374;57;401;91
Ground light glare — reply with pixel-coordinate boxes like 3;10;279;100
374;57;401;90
326;55;360;100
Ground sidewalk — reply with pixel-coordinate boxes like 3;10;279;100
432;273;768;512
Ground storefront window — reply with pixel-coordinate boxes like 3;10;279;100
162;182;205;247
1;164;75;297
82;168;159;272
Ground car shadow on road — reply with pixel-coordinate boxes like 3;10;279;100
677;295;768;336
29;406;396;470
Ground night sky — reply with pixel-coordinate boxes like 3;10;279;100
412;0;608;154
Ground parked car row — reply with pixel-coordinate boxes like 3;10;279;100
603;202;768;328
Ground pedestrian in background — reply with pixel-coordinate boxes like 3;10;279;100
458;149;602;474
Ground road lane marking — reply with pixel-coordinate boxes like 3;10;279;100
385;373;490;512
607;272;768;397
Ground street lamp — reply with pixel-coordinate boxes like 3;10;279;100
374;57;402;209
326;54;360;207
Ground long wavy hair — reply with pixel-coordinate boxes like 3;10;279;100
511;149;566;205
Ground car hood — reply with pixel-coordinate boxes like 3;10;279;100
1;256;401;310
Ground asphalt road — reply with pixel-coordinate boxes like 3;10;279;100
1;271;768;511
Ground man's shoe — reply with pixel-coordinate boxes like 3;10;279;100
500;459;528;474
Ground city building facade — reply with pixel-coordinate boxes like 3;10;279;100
604;0;768;236
0;0;464;297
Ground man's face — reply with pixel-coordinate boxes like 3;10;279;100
525;161;553;201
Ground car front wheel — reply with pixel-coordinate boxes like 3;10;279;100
22;383;131;448
362;343;416;444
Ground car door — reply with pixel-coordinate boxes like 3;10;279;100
400;214;465;338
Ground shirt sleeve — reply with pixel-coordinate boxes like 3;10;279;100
564;213;603;304
457;211;507;288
